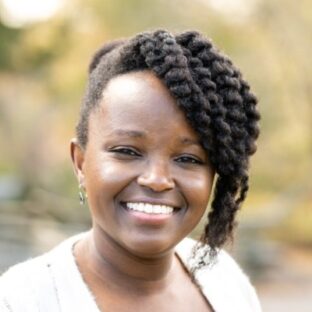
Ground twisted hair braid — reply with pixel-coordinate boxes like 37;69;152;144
175;31;260;254
76;29;260;268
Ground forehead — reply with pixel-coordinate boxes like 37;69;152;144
101;71;178;116
89;71;199;141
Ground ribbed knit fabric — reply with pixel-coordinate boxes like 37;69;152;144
0;233;261;311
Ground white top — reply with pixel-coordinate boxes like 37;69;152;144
0;233;261;312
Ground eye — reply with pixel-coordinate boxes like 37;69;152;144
175;155;203;165
110;146;141;157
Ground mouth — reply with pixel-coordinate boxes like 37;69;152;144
120;201;180;217
124;202;176;214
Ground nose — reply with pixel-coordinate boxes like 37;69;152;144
137;160;175;192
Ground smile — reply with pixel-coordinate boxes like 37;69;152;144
126;202;174;215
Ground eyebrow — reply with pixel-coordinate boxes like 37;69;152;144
179;136;201;146
113;129;146;138
111;129;201;146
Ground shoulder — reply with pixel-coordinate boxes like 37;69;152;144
0;233;85;312
176;237;254;283
176;237;262;312
214;249;261;305
0;252;52;311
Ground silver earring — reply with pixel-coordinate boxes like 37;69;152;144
79;184;86;205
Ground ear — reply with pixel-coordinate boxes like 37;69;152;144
70;138;86;188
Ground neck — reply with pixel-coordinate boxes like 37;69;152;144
75;227;177;294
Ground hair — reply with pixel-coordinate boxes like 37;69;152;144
76;29;260;269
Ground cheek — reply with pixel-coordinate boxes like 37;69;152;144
182;170;214;213
83;155;136;204
174;170;214;239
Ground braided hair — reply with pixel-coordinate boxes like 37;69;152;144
76;30;260;268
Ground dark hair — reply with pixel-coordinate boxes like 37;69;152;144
76;29;260;267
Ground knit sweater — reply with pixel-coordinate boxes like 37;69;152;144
0;233;261;311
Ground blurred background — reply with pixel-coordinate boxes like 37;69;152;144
0;0;311;310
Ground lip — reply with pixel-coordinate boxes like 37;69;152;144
120;198;181;210
119;200;181;226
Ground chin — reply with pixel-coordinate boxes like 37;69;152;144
124;237;177;258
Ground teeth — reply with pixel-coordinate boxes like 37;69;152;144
126;202;174;214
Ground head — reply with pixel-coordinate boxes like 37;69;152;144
72;30;260;264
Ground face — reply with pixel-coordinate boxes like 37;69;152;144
71;71;215;257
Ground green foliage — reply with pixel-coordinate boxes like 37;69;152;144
0;21;21;70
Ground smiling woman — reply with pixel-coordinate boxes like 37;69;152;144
72;71;214;259
0;30;261;311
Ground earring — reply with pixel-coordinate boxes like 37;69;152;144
79;184;87;205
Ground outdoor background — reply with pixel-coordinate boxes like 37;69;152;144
0;0;311;310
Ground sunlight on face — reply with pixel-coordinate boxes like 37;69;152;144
0;0;64;27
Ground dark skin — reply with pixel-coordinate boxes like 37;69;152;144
71;71;215;311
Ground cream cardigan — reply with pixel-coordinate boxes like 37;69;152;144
0;233;261;311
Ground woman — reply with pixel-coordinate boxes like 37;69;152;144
0;30;261;311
